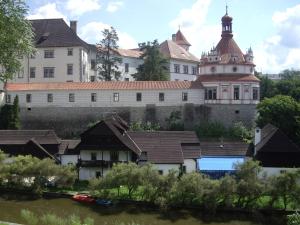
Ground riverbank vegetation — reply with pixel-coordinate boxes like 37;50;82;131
0;151;76;195
88;161;300;212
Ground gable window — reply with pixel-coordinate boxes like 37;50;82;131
159;92;164;102
18;68;24;78
69;93;75;102
253;87;259;100
67;64;73;75
30;67;36;78
183;65;189;74
44;50;54;58
205;87;217;100
136;92;142;101
125;63;129;73
44;67;54;78
192;66;197;75
91;152;97;160
182;92;188;101
174;64;180;73
91;59;96;70
234;86;240;100
67;48;73;56
47;93;53;103
113;93;119;102
26;94;31;103
91;93;97;102
110;151;119;161
6;94;11;104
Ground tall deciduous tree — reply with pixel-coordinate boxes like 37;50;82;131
0;0;34;83
256;95;300;143
96;27;122;81
133;40;169;81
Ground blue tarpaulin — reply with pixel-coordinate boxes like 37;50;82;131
198;157;244;171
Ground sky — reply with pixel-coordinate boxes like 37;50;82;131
26;0;300;73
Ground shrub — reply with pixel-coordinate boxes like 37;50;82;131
287;211;300;225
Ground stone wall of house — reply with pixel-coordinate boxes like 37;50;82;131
19;103;256;138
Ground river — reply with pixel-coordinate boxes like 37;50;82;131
0;196;284;225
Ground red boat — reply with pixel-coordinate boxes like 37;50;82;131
72;194;95;203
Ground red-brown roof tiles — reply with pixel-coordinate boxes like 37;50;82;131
5;81;203;91
174;30;191;46
116;49;143;58
197;74;260;82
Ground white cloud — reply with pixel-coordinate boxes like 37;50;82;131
27;3;67;21
79;22;138;49
254;4;300;73
169;0;219;57
66;0;101;16
106;1;123;13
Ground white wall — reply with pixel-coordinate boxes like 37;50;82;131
118;57;143;81
183;159;197;173
9;47;89;83
260;167;299;177
153;164;181;175
7;88;204;108
200;64;254;75
170;59;199;81
80;150;131;162
60;155;79;165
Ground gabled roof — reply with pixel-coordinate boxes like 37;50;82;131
27;138;58;161
197;74;260;82
255;124;300;153
200;139;249;157
0;130;60;145
30;19;89;49
116;49;143;58
174;30;191;46
160;40;199;63
128;131;200;164
5;81;203;91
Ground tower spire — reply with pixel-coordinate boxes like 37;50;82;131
226;4;228;15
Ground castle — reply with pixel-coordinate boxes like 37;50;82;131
0;10;260;137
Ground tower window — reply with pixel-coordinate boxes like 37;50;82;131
234;86;240;100
253;87;259;100
205;87;217;100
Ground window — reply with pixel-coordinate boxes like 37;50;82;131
205;87;217;100
174;64;180;73
234;86;240;100
91;93;97;102
90;76;95;82
47;93;53;103
91;59;96;70
232;66;238;72
124;78;129;81
6;94;11;104
159;92;164;102
18;68;24;78
110;151;119;161
44;67;54;78
26;94;31;103
67;48;73;56
136;92;142;101
91;152;97;160
67;64;73;75
182;166;187;174
113;93;119;102
30;67;36;78
192;66;197;75
183;65;189;74
253;87;259;100
95;171;102;178
69;93;75;102
210;66;216;73
158;170;163;175
182;92;188;101
44;50;54;58
125;63;129;73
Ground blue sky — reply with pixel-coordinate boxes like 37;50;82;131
26;0;300;73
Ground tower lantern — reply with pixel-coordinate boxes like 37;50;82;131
221;5;233;38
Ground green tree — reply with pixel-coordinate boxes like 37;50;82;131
8;95;20;129
96;27;122;81
0;0;34;82
130;121;160;131
133;40;169;81
287;211;300;225
165;111;184;131
218;174;237;208
280;69;300;80
256;95;300;143
259;76;276;100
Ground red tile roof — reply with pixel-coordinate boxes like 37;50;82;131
5;81;203;91
197;74;260;82
160;40;199;62
116;49;143;58
174;30;191;46
216;37;245;63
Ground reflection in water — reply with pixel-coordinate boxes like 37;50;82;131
0;196;282;225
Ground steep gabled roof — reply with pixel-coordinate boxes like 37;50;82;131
160;40;199;63
216;37;245;63
30;19;89;49
174;30;191;46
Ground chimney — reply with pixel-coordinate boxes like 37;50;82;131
172;34;176;41
70;20;77;34
254;127;261;155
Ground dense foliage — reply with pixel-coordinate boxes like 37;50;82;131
133;40;169;81
96;26;122;81
0;95;20;129
287;211;300;225
129;121;160;131
256;95;300;144
165;111;184;131
0;151;76;194
0;0;35;82
88;161;300;212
